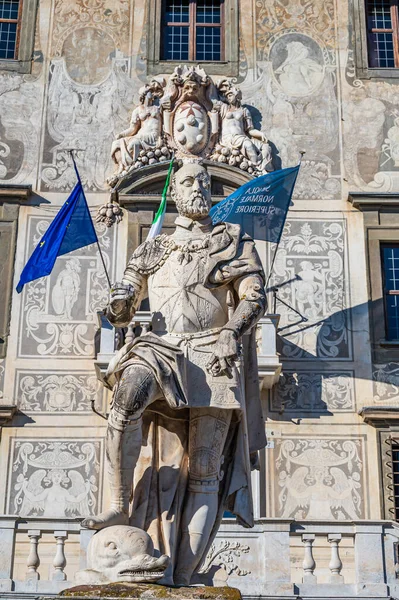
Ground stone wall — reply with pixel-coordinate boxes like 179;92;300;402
0;0;397;554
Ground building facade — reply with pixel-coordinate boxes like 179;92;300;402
1;0;399;597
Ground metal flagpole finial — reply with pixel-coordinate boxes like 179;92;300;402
299;150;306;163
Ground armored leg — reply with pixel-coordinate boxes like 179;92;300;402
174;408;232;585
82;362;161;530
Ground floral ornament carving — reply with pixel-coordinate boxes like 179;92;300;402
271;219;348;359
10;440;102;518
200;541;251;577
18;372;101;412
19;215;115;359
276;439;363;520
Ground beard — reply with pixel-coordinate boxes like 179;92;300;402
174;191;212;220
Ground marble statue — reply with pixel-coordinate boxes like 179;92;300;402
108;78;170;186
211;80;273;174
83;162;267;586
75;526;169;584
106;66;273;186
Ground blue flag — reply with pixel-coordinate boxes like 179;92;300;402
210;165;300;244
16;172;98;293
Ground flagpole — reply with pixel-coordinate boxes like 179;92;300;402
69;151;112;289
265;153;304;300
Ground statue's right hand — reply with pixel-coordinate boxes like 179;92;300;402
109;282;135;313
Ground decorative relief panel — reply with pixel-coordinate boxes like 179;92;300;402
15;370;103;413
0;72;43;184
271;218;350;360
271;371;355;413
6;439;103;518
40;55;137;191
373;363;399;405
252;0;341;199
17;214;116;359
274;437;365;520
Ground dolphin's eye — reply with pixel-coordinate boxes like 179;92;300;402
107;542;117;550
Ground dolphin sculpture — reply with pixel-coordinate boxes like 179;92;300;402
75;525;169;585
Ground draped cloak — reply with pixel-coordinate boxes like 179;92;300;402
104;222;267;576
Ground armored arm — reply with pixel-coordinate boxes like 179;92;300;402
225;273;266;338
106;268;147;328
206;274;266;377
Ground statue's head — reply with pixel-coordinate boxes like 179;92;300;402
171;163;212;220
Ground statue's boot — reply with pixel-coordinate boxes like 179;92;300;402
82;415;142;530
174;489;218;585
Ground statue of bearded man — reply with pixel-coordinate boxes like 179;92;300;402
83;163;267;586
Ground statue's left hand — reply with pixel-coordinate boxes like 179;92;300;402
206;329;240;378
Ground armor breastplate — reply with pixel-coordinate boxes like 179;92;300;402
148;243;230;334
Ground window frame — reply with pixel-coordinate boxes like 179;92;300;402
147;0;239;77
349;193;399;363
161;0;225;63
0;0;38;74
380;242;399;341
353;0;399;78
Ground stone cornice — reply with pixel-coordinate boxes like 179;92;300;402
358;406;399;425
0;405;16;424
349;192;399;210
0;185;32;201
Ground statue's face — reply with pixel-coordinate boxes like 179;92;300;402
172;164;212;220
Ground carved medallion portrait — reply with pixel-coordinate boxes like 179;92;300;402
62;27;115;85
270;33;325;97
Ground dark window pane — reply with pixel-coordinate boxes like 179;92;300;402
382;246;399;340
0;21;17;59
0;0;19;19
368;31;395;67
164;0;189;22
366;0;392;29
197;0;221;23
196;25;221;60
162;25;189;60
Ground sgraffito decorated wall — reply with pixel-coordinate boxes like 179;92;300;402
0;0;398;547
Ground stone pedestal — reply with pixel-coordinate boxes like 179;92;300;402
58;584;241;600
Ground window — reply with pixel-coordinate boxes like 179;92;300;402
382;244;399;340
366;0;399;67
0;0;22;59
147;0;238;76
161;0;224;62
348;194;399;362
379;432;399;520
0;0;38;72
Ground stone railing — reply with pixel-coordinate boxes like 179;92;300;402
1;517;399;598
0;516;93;594
94;311;282;389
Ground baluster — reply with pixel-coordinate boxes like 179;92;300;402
52;531;67;581
125;321;136;345
328;534;343;583
302;534;316;583
26;530;41;580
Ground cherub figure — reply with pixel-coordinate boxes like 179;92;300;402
279;466;361;520
17;468;91;518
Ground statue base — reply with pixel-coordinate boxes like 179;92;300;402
59;584;241;600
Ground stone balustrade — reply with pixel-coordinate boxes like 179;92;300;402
1;517;399;598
